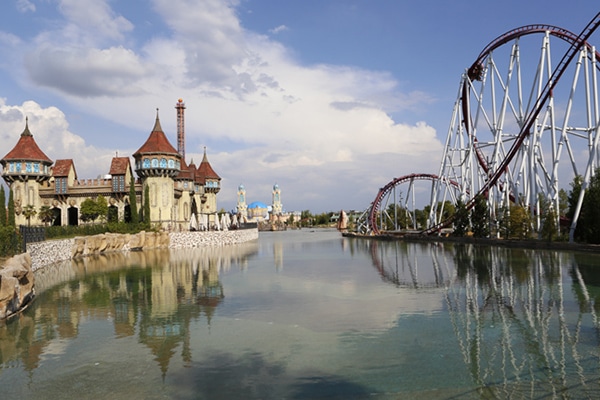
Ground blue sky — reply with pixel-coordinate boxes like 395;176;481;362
0;0;598;213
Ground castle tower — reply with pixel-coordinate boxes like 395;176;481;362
196;147;221;227
236;184;247;220
133;110;181;229
175;98;186;160
271;183;282;215
0;118;53;225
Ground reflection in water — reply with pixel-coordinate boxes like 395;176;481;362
2;233;600;398
350;237;600;397
0;241;259;379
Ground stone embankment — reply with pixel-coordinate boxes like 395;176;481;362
0;253;35;320
0;228;258;319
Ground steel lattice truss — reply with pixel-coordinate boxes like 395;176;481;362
364;13;600;240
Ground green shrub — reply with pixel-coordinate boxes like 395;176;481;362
45;222;154;239
0;226;21;257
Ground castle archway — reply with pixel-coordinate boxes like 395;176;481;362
68;206;78;226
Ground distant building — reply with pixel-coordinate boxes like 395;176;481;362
236;183;298;225
247;201;269;221
0;100;221;230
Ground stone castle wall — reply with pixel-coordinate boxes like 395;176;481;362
0;228;259;319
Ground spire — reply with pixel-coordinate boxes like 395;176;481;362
197;146;220;180
21;116;32;137
152;108;163;132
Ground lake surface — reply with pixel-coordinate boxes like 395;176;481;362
1;229;600;399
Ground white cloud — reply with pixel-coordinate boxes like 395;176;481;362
57;0;134;44
153;0;247;86
0;100;116;180
16;0;35;13
25;46;148;96
269;25;288;35
0;0;445;212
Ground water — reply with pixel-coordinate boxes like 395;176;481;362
1;229;600;399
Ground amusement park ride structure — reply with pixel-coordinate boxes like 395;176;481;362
361;12;600;242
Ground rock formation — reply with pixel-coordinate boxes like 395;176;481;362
0;253;35;320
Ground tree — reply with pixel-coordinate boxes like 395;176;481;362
508;204;532;239
7;189;15;227
0;185;6;226
471;195;489;238
143;184;150;224
129;176;139;224
453;199;469;237
96;195;109;223
435;200;456;223
414;208;427;230
384;203;409;231
558;188;569;217
497;205;510;239
39;205;55;226
22;204;37;226
300;210;311;227
540;204;558;242
80;198;100;224
569;169;600;243
566;172;600;243
107;206;118;223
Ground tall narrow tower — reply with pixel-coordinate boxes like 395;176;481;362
272;183;282;215
175;98;186;160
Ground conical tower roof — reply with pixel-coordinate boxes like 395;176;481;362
1;118;52;164
133;110;179;157
197;147;220;180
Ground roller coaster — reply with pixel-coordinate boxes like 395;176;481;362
359;12;600;242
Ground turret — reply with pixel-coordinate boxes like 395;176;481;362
272;183;282;215
0;118;53;224
132;110;181;228
197;147;220;194
0;118;52;184
133;110;181;178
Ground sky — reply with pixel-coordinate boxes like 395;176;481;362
0;0;598;214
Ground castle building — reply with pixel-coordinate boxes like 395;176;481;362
0;100;220;230
236;183;286;223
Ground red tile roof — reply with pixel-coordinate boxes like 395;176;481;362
133;112;179;157
109;157;131;175
53;159;76;178
1;120;52;164
197;148;220;180
175;159;194;180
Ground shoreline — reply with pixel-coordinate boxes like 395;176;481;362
342;231;600;253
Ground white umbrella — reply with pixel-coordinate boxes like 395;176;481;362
214;214;221;231
220;213;228;231
231;214;239;228
189;213;198;231
199;214;208;231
